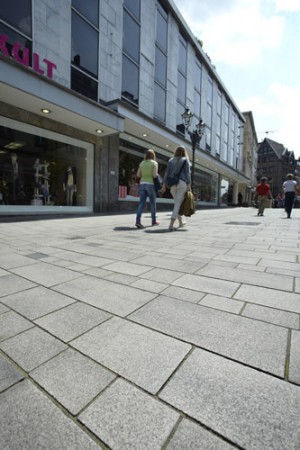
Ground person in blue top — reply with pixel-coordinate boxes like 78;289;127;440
135;148;160;228
160;146;191;231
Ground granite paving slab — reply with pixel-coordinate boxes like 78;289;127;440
234;284;300;313
199;294;244;314
172;273;239;297
79;378;179;450
72;316;191;394
0;311;33;342
131;255;205;274
31;349;116;415
10;262;84;287
0;303;9;314
161;286;205;303
295;277;300;293
0;253;39;269
104;272;138;285
196;264;294;291
102;261;152;276
0;274;36;298
0;380;101;450
35;302;111;342
289;330;300;385
227;249;296;262
0;354;24;392
1;286;76;320
129;296;288;377
53;275;157;316
139;268;183;283
0;327;67;372
130;278;168;293
166;418;235;450
242;303;300;329
159;348;300;450
258;258;300;272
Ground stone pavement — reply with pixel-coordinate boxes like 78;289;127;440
1;206;300;450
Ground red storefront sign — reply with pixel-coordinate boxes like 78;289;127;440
0;33;57;79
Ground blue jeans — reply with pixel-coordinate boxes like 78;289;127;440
136;183;157;224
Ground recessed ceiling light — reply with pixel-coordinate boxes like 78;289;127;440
41;108;51;114
142;133;147;137
96;129;103;134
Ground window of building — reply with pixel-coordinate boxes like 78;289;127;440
215;91;222;155
1;0;32;36
122;1;140;105
222;101;229;162
176;34;187;133
194;60;202;121
71;2;99;101
154;3;168;122
71;0;99;27
123;0;140;20
0;1;32;65
0;117;93;210
205;76;213;151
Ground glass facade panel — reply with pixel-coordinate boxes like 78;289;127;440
177;72;186;104
197;170;218;204
1;0;31;36
154;83;166;122
155;47;167;86
156;3;168;52
123;10;140;62
71;67;98;101
124;0;140;20
0;118;93;210
71;11;98;77
72;0;99;27
122;55;139;104
0;22;32;65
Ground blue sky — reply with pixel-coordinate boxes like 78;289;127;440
173;0;300;157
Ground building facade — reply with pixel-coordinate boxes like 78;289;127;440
257;138;299;198
237;111;258;205
0;0;250;216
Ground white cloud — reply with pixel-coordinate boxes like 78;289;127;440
239;83;300;152
174;0;285;66
272;0;300;12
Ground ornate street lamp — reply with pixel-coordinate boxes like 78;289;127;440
181;107;205;191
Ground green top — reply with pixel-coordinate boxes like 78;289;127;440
139;160;157;183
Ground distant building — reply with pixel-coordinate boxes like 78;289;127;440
0;0;251;215
257;138;299;197
238;111;258;205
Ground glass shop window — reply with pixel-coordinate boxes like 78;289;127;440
0;120;92;208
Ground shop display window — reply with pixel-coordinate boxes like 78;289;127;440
0;117;93;210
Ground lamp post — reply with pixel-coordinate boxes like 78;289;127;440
181;107;205;192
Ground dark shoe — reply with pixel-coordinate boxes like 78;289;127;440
152;221;160;226
135;223;144;229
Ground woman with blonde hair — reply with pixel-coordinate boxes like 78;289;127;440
135;148;160;228
160;146;191;231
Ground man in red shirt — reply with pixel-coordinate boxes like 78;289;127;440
255;177;272;216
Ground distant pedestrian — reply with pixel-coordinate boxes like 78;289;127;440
283;173;297;219
238;192;243;206
255;177;272;216
135;148;160;228
160;146;191;231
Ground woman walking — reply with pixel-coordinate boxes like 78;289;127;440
283;173;297;219
160;146;191;231
135;149;160;228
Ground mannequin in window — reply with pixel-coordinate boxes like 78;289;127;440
11;153;19;202
63;166;77;206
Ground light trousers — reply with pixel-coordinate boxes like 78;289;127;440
170;180;188;220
